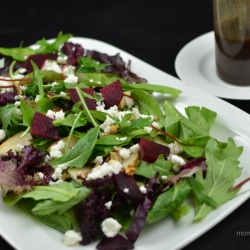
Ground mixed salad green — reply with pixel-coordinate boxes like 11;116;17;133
0;32;245;249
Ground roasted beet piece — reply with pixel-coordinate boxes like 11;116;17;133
75;189;111;245
139;138;170;163
68;87;96;110
20;54;52;73
96;234;134;250
30;112;59;140
113;171;144;202
100;80;123;108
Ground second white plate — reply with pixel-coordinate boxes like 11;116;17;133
175;31;250;100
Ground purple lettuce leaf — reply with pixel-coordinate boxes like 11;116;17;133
60;42;84;66
0;146;54;195
86;50;147;83
125;197;152;243
0;87;17;106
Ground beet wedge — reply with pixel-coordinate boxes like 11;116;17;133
100;80;123;108
139;138;170;163
30;112;59;140
21;54;52;73
113;171;144;202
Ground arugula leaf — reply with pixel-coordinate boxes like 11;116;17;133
132;89;165;122
35;32;72;55
31;61;45;99
122;82;182;97
53;112;87;128
135;155;174;179
0;32;72;61
147;180;191;224
0;46;34;61
77;56;110;73
0;103;17;130
194;138;242;221
50;126;100;168
20;99;35;127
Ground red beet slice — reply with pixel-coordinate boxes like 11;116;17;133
21;54;52;73
30;112;59;140
113;171;144;202
100;80;123;108
139;138;170;163
68;88;96;110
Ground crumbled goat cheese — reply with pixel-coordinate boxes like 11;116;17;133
168;154;186;166
100;116;116;133
64;74;78;84
0;129;6;142
38;172;44;180
63;65;75;76
46;109;65;120
60;91;66;97
144;126;153;133
50;163;68;184
101;218;122;238
14;101;20;107
16;144;24;151
132;107;154;121
123;188;129;193
64;230;82;246
161;175;168;180
18;68;27;74
20;85;27;91
57;54;68;63
119;148;131;160
139;185;147;194
42;60;62;74
51;81;59;87
152;121;160;128
168;141;183;154
86;160;123;181
49;140;66;158
35;95;41;102
94;155;103;164
96;101;106;112
104;201;112;210
54;110;65;120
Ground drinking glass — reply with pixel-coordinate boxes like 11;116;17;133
213;0;250;85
